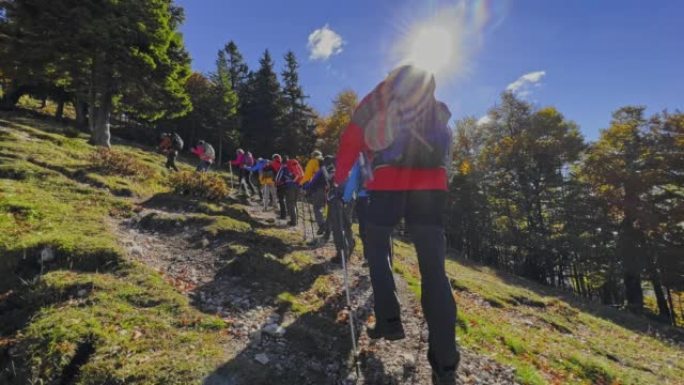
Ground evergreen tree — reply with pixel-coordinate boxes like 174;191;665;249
0;0;191;147
211;50;239;164
241;50;284;156
224;41;250;99
281;51;315;155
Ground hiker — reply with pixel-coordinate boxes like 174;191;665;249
158;132;183;172
333;65;459;384
301;150;326;234
246;156;266;201
259;159;278;211
230;149;257;196
191;140;215;172
275;156;303;226
312;156;355;258
272;154;287;220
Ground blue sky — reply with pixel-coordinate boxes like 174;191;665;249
176;0;683;141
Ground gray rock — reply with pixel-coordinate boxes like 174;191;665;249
262;323;278;334
254;353;269;365
40;247;55;263
201;238;210;248
249;330;262;345
130;246;144;257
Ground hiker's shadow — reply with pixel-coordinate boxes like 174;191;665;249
201;274;396;385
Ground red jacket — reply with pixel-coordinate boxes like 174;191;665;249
334;122;447;191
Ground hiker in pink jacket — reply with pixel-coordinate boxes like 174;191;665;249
191;140;215;172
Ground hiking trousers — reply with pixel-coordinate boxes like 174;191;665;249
165;151;179;172
262;184;277;210
355;196;369;260
277;185;287;219
366;190;458;374
309;188;326;230
285;184;299;225
239;169;256;196
196;160;211;172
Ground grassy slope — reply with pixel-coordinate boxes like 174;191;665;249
1;113;682;385
0;113;229;384
391;240;684;385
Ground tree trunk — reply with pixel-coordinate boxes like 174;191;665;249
55;99;65;120
649;267;671;322
665;287;676;326
619;214;644;313
40;97;48;109
0;83;26;110
75;97;88;130
218;132;223;168
88;92;112;147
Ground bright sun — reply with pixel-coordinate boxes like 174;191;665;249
406;25;455;75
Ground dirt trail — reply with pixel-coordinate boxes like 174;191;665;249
113;197;518;385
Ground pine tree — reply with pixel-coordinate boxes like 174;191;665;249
280;51;315;155
241;50;284;156
0;0;191;147
210;50;239;165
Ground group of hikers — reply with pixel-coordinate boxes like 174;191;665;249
158;65;459;384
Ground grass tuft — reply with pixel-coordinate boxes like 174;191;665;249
169;171;230;201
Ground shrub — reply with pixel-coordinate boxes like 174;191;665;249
90;148;156;179
168;171;230;201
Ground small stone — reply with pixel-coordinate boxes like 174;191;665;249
402;353;416;368
77;289;88;297
262;323;279;336
201;238;210;248
130;245;144;257
249;331;262;345
40;247;55;263
254;353;269;365
267;313;281;323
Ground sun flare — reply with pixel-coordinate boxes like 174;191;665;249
406;25;455;75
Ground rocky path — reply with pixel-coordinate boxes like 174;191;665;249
113;197;518;385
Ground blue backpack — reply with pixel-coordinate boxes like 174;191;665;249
368;101;452;170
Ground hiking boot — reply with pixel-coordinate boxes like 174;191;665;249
316;226;326;235
428;348;459;385
330;252;342;264
287;221;297;227
431;369;456;385
366;319;405;341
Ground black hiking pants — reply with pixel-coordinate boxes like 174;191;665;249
355;196;369;260
165;150;179;172
366;190;459;374
285;184;298;225
277;185;287;219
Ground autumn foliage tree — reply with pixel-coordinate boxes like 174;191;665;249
315;89;358;155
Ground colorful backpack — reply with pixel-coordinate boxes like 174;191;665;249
356;66;452;170
172;133;184;151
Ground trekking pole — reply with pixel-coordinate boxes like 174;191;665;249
301;199;308;241
305;196;316;240
330;197;360;376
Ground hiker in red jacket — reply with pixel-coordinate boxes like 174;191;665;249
334;65;459;385
231;149;257;196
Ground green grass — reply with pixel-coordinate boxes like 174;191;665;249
2;112;683;385
390;240;684;385
0;113;231;384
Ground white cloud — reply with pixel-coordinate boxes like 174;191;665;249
477;115;492;126
307;24;344;61
506;71;546;96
